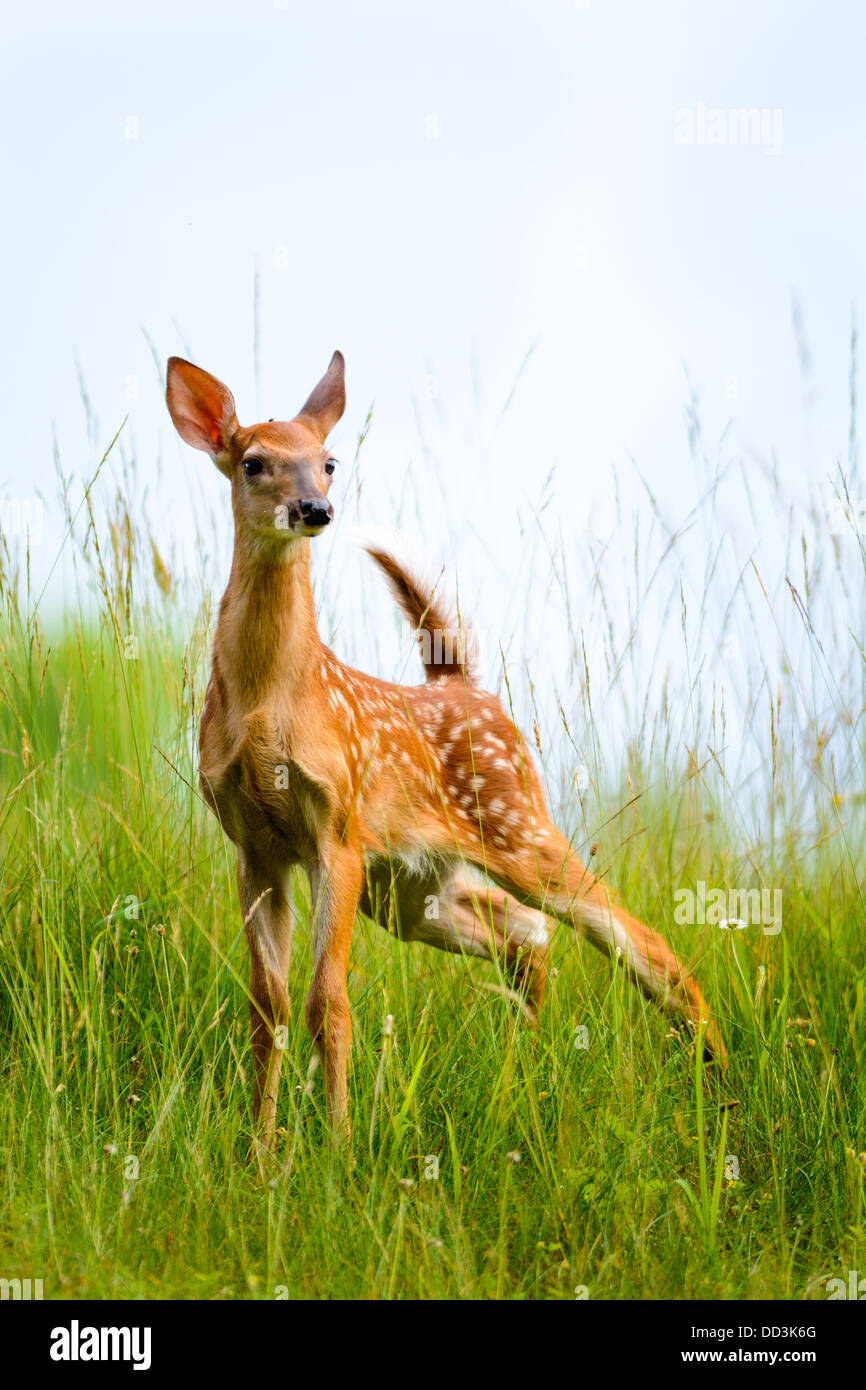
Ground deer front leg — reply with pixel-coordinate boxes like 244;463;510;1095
238;850;295;1152
305;840;363;1141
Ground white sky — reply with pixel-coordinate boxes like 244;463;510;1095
1;0;864;803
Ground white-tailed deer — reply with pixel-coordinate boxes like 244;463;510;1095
166;351;726;1146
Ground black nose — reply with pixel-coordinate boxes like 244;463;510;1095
299;498;333;528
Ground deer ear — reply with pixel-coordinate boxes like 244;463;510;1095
296;351;346;440
166;357;239;464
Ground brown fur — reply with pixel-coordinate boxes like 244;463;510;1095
362;544;479;684
166;351;726;1149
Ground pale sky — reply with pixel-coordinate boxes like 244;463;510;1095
2;0;864;800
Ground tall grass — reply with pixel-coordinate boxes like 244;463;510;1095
0;357;864;1300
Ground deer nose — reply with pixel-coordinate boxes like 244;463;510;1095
299;498;333;528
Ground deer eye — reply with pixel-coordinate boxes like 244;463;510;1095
324;458;337;476
243;457;264;478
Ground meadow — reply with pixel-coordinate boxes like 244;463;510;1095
1;380;864;1301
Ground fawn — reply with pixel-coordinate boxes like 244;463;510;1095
166;350;726;1146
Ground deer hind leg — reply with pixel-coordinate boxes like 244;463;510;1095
238;850;295;1151
360;857;552;1021
479;823;726;1065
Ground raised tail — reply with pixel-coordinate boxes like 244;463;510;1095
363;539;479;685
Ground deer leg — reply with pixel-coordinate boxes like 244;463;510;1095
238;851;295;1150
360;858;552;1021
478;824;726;1066
305;840;364;1140
444;869;552;1019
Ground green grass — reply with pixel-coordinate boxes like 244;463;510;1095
1;416;865;1301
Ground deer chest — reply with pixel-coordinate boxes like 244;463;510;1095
199;718;326;863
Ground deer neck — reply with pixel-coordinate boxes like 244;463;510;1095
215;535;321;714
